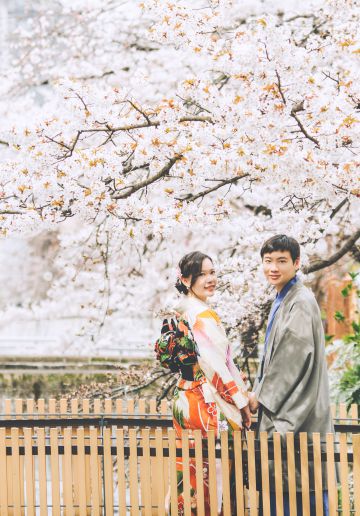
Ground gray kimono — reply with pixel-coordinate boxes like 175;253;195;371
253;280;334;491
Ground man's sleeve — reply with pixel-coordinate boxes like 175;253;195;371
254;302;314;415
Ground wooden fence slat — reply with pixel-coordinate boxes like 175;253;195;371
5;401;13;516
138;399;147;512
37;399;45;417
26;398;36;509
81;399;91;515
115;399;123;415
4;399;12;417
0;428;8;515
138;399;146;416
116;429;127;516
160;401;170;502
89;427;100;516
273;433;284;516
207;430;218;516
81;399;89;416
313;433;323;516
70;396;78;416
233;431;245;516
15;399;23;418
141;429;152;516
70;399;80;512
127;399;135;416
92;399;103;510
37;428;47;516
11;427;21;516
325;433;337;516
104;399;112;415
220;431;231;516
350;403;358;422
150;410;161;511
24;428;35;516
103;427;114;514
339;433;350;516
26;399;34;419
168;429;178;516
299;433;310;515
14;399;25;515
93;397;102;416
160;400;168;418
353;434;360;516
194;430;205;516
60;398;68;417
63;427;74;515
155;428;166;516
286;433;297;516
129;428;140;516
76;428;87;516
246;431;257;516
339;403;347;421
149;400;157;416
260;432;270;516
50;428;61;516
49;399;57;417
181;430;191;514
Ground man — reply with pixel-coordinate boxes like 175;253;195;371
249;234;333;516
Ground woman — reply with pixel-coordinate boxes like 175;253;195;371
155;251;251;515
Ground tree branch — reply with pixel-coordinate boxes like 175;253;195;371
112;155;182;199
275;70;320;148
290;111;320;147
178;174;250;202
303;229;360;273
47;115;213;159
330;197;349;219
0;210;24;215
110;369;171;397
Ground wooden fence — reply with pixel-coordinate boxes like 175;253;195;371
0;398;358;515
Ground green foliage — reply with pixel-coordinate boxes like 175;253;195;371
339;364;360;405
337;273;360;407
334;310;346;322
341;284;352;297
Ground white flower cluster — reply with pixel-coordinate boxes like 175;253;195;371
0;0;358;353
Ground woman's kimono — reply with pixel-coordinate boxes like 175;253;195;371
155;295;248;515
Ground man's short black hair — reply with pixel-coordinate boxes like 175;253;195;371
260;234;300;263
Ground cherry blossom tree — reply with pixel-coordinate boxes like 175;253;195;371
0;0;358;370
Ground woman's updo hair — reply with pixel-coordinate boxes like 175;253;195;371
175;251;213;295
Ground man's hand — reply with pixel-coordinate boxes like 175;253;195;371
241;404;252;430
248;392;259;414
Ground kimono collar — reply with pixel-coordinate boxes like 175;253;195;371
264;275;298;349
259;275;299;381
175;294;208;314
276;274;299;301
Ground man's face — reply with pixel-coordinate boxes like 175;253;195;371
262;250;299;292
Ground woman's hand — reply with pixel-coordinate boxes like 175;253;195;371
240;404;252;430
248;392;259;414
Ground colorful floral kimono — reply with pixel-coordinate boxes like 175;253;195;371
155;296;248;515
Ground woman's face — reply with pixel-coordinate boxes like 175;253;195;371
183;258;217;302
